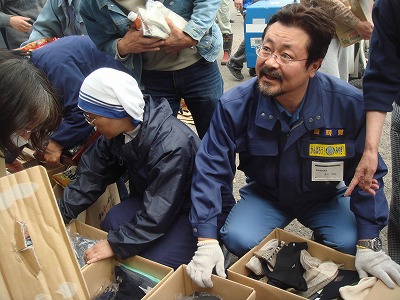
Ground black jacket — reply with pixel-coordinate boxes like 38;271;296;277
58;95;201;259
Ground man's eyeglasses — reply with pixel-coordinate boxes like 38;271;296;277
83;112;100;126
255;45;308;65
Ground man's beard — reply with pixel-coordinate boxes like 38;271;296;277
257;66;284;97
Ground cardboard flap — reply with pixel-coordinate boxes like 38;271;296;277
14;221;41;276
0;166;89;299
147;265;256;300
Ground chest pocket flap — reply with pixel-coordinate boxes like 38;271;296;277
237;135;279;156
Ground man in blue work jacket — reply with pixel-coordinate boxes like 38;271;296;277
186;3;400;290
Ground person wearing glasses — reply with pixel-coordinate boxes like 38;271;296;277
0;57;61;172
186;3;400;289
57;67;201;269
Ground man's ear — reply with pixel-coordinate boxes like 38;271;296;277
309;58;323;78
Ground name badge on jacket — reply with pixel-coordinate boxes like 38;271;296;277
311;161;344;181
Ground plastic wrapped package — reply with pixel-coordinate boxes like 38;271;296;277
68;231;99;267
138;0;187;39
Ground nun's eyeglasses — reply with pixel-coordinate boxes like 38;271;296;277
83;112;100;126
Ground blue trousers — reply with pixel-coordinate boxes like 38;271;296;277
220;181;357;257
101;200;197;269
141;58;223;139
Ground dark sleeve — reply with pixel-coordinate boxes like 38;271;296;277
345;123;389;239
58;136;125;223
45;62;94;149
189;100;237;239
363;0;400;112
108;132;198;259
21;0;63;46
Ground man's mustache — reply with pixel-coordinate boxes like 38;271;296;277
259;66;283;81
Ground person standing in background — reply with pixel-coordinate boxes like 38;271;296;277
345;0;400;264
21;0;87;47
0;0;46;49
217;0;234;65
301;0;373;82
226;0;257;81
79;0;223;139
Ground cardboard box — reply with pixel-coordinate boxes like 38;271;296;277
83;255;174;300
68;220;173;299
124;256;174;300
245;0;295;68
228;228;355;300
365;279;400;300
0;167;171;299
147;264;256;300
0;166;90;299
228;228;400;299
53;181;120;229
67;220;115;298
336;0;374;47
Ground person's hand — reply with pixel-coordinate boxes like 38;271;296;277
117;29;165;56
84;240;115;264
44;140;64;167
234;0;244;11
355;20;374;40
186;239;226;288
344;150;379;196
161;18;197;54
6;159;24;173
9;16;32;33
355;247;400;289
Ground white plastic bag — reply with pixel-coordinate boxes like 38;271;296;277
138;0;188;39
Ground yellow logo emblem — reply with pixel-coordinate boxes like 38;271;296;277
309;144;346;157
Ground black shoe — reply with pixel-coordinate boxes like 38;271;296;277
249;68;256;77
227;61;244;81
230;19;234;23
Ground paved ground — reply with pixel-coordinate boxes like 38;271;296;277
196;3;392;252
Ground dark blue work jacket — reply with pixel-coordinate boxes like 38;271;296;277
190;72;388;240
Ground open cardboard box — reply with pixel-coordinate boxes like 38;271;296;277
53;180;120;229
228;228;400;300
147;264;256;300
68;220;173;299
0;165;89;298
67;220;115;298
0;165;172;299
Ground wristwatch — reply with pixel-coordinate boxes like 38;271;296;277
357;237;383;251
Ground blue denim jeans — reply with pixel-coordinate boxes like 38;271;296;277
220;181;357;257
141;58;223;138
